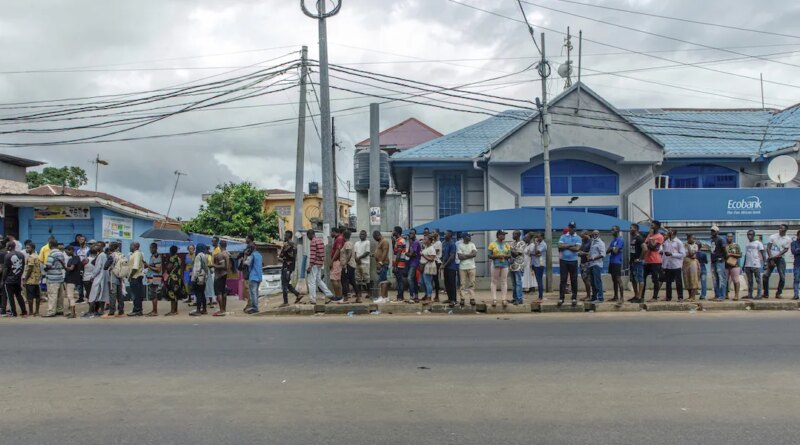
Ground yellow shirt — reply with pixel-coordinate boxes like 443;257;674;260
38;244;51;264
208;246;220;266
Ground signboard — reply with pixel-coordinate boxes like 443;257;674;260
33;206;91;220
370;206;381;226
102;215;133;239
652;188;800;222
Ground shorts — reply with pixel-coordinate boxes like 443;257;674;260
148;283;161;301
214;275;227;296
356;264;369;284
580;263;591;280
330;260;342;281
377;264;389;282
609;263;622;277
25;284;41;301
630;261;644;283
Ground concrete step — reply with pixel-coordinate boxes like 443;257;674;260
486;303;534;314
697;301;749;311
751;300;799;310
642;302;700;312
586;302;643;312
535;302;586;313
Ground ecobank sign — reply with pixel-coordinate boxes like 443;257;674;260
651;188;800;222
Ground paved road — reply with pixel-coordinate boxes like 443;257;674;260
2;312;800;445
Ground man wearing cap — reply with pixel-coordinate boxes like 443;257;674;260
557;222;581;307
742;230;766;300
457;233;478;306
643;221;665;302
709;225;727;300
763;224;791;299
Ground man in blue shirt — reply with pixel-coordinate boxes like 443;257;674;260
441;230;459;306
558;221;582;307
246;244;263;314
607;225;625;303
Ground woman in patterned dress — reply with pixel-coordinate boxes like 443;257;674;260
183;244;195;304
683;234;700;301
164;245;184;316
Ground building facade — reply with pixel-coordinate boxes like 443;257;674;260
262;188;353;231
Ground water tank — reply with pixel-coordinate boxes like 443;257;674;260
308;182;320;195
353;150;390;192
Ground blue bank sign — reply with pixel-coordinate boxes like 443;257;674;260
651;188;800;222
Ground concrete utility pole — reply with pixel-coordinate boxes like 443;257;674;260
301;0;342;238
294;46;309;287
368;103;381;296
163;170;187;227
539;33;554;293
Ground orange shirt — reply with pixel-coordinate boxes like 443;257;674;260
644;233;664;264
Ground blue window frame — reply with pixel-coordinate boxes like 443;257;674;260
437;173;462;218
521;160;618;196
553;206;619;217
665;164;738;189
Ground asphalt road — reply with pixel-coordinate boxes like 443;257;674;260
2;312;800;445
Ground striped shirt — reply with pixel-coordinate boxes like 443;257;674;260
309;237;325;266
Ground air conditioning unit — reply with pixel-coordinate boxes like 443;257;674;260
654;175;670;189
754;180;778;188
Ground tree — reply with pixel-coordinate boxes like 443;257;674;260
27;166;89;189
183;182;279;242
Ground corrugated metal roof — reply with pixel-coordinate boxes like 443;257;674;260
355;118;443;150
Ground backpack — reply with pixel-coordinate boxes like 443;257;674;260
111;252;131;279
195;253;209;285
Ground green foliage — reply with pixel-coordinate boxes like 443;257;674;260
26;166;89;189
183;182;278;242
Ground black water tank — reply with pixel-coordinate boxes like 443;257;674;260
308;181;320;195
353;150;390;192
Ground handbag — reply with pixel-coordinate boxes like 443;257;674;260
424;261;438;275
726;256;738;268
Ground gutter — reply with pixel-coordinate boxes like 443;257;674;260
473;153;491;212
0;196;164;221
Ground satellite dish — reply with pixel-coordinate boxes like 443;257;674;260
557;61;573;79
767;155;798;184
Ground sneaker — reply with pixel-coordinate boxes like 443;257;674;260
212;311;226;317
373;297;387;304
557;299;564;307
189;311;202;316
588;299;602;304
127;311;143;317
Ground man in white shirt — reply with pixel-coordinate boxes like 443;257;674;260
457;233;478;306
529;232;547;302
354;230;371;294
764;224;791;298
432;230;443;301
661;229;686;302
743;230;766;300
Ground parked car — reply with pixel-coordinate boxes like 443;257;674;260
259;265;282;296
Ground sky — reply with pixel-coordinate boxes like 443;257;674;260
1;0;799;219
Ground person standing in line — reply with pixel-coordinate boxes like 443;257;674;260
406;229;422;302
509;230;526;306
441;230;458;307
529;232;547;303
305;230;333;305
71;234;89;304
558;222;582;307
420;235;438;303
662;229;685;302
207;237;220;308
587;230;606;303
23;243;42;316
190;244;210;316
329;227;345;302
278;231;302;306
87;244;109;318
607;226;624;303
763;224;791;299
63;246;83;308
127;242;145;316
4;243;27;317
43;239;68;318
643;221;665;302
742;230;766;300
576;231;594;302
696;247;709;300
103;242;126;319
391;226;408;303
144;242;162;316
791;230;800;300
212;240;231;316
708;226;727;300
627;224;645;303
683;234;701;302
245;243;262;314
354;230;371;299
163;245;183;316
457;233;478;307
522;233;535;293
487;230;511;308
373;231;390;303
340;231;360;303
432;230;443;301
724;233;743;301
184;244;195;304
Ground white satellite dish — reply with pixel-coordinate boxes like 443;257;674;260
767;155;798;184
557;61;573;79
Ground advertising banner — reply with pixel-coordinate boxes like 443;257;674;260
652;188;800;222
102;215;133;239
33;206;91;220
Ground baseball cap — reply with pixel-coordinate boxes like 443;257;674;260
496;230;507;236
567;221;577;228
88;239;97;244
710;225;720;232
461;232;472;238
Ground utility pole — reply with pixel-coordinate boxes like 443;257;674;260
301;0;341;239
368;103;381;296
294;46;309;287
760;73;765;110
91;154;108;192
539;33;554;293
164;170;187;226
563;27;573;89
331;116;339;228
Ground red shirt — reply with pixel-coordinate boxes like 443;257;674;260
393;236;407;268
331;234;345;260
309;237;326;266
644;233;664;264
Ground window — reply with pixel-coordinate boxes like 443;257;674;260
275;205;291;217
437;173;462;218
665;164;738;189
553;206;619;217
521;160;618;196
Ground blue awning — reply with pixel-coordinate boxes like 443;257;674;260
413;208;648;233
154;233;249;254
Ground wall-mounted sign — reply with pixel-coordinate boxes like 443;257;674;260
652;188;800;222
370;207;381;225
102;215;133;239
33;206;91;220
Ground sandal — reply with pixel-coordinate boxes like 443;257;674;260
469;299;476;306
164;311;178;316
460;298;465;307
145;312;158;317
502;300;508;308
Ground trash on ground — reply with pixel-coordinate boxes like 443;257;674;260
417;366;430;370
370;310;380;315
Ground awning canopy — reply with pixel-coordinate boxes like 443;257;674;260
413;208;648;233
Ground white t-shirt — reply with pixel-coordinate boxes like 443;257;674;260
743;240;765;268
768;233;791;257
457;242;477;270
455;240;463;265
433;240;443;263
354;240;370;267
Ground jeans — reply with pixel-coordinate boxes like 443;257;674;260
763;257;786;297
744;267;762;299
421;273;434;297
393;267;406;299
407;264;420;298
443;268;458;303
307;265;332;303
712;261;727;298
590;265;603;301
73;282;84;301
247;280;259;312
664;268;684;301
195;282;208;313
130;276;144;313
793;264;800;298
533;266;544;300
559;260;578;302
109;282;125;315
699;268;708;299
511;270;523;303
281;267;299;304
